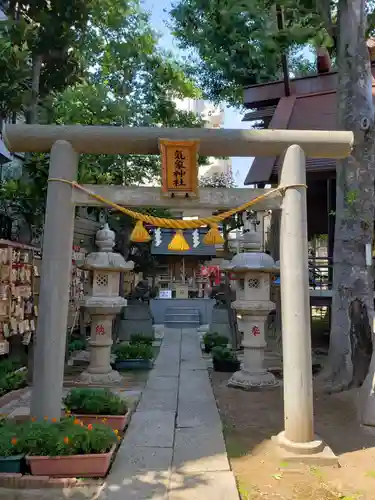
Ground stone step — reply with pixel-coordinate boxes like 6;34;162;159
164;320;200;328
165;313;200;322
166;307;199;315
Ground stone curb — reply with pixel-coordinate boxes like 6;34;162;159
0;387;29;409
0;473;103;489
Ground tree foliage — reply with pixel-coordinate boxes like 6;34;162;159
200;171;235;188
0;0;96;123
0;0;204;235
169;0;375;104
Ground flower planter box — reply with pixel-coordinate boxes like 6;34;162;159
0;454;25;474
26;445;115;478
212;358;241;373
72;411;130;431
113;359;153;370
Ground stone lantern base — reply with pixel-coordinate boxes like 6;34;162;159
79;368;122;385
228;367;278;390
79;331;123;386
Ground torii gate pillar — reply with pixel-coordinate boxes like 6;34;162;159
30;141;78;420
273;145;336;464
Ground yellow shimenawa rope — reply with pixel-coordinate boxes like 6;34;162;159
48;178;307;229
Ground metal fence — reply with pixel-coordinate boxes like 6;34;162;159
309;257;333;290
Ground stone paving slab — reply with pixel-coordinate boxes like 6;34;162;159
179;373;213;394
155;366;179;378
137;387;178;412
180;343;201;356
177;401;222;429
154;358;180;370
178;386;216;406
8;406;30;419
168;471;239;500
101;326;239;500
125;409;176;448
179;360;206;371
146;375;179;392
172;426;230;473
101;446;172;500
153;358;179;368
152;363;180;377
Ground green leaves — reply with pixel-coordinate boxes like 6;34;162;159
0;0;203;236
63;388;127;416
14;418;118;456
170;0;282;103
168;0;341;104
200;172;235;188
113;342;154;361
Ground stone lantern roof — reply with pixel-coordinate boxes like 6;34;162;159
225;252;278;273
81;223;135;272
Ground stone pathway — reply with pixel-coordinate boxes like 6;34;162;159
100;327;239;500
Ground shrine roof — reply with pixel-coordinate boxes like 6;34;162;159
243;65;375;185
151;228;217;256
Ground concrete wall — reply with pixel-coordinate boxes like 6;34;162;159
150;298;215;325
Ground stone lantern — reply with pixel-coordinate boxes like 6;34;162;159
227;252;278;389
80;224;134;384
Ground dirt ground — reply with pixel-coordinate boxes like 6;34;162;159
64;363;150;389
210;370;375;500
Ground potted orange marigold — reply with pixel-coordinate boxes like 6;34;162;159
23;418;119;477
0;420;26;473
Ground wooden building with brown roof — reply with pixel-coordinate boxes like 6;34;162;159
243;64;375;278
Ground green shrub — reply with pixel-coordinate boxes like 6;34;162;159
114;343;153;361
14;418;118;456
211;346;238;362
0;359;23;377
203;332;228;351
68;338;87;354
130;334;153;346
0;368;27;397
0;423;23;457
63;388;127;416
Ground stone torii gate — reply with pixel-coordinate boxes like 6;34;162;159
4;124;353;462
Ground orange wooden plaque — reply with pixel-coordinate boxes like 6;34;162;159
159;139;199;197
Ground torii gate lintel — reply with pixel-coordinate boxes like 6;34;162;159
72;185;283;211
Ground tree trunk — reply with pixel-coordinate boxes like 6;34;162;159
24;53;43;382
265;209;282;350
26;54;42;124
222;222;240;349
114;225;131;339
265;209;280;261
326;0;374;395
